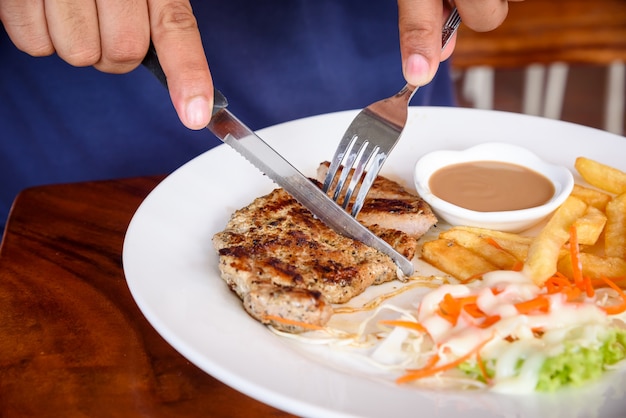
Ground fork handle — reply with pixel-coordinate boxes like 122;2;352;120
442;7;461;50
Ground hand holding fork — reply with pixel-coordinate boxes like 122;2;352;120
322;8;462;217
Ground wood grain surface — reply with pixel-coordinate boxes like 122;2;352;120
0;176;294;418
453;0;626;69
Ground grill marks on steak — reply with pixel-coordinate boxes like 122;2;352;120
214;188;398;299
317;162;438;239
213;171;437;333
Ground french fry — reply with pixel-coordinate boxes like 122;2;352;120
523;195;588;285
558;252;626;280
572;206;607;246
570;184;612;211
421;239;497;282
575;157;626;195
439;228;520;270
453;225;533;245
605;193;626;258
452;226;532;262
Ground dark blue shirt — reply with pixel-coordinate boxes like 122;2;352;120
0;0;454;230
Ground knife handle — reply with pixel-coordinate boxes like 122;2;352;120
141;42;228;116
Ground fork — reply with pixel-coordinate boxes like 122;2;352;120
322;7;462;217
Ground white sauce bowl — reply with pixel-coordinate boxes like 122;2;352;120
414;142;574;232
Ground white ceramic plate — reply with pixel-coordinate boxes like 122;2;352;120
123;108;626;418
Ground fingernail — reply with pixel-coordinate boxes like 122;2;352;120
185;96;211;129
405;54;431;86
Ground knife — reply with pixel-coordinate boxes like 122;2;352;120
141;45;414;276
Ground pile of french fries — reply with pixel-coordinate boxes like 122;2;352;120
421;157;626;286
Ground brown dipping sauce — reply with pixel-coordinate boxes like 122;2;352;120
429;161;555;212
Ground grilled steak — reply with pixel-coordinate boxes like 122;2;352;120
213;170;437;333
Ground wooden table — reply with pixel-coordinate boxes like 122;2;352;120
0;176;295;417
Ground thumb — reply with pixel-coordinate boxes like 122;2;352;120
397;0;444;86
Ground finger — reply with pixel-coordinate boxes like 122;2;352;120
148;0;213;130
44;0;101;66
94;0;151;73
397;0;444;87
455;0;509;32
0;0;53;56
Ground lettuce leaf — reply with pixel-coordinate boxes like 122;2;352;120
460;329;626;391
536;328;626;391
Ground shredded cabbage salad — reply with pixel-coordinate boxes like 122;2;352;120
272;270;626;393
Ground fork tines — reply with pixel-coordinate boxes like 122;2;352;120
323;133;385;217
322;7;462;219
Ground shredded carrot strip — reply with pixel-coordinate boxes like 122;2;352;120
590;276;626;290
438;294;481;325
485;237;503;250
438;312;457;325
482;237;524;272
459;295;479;304
476;351;492;384
515;295;550;314
478;315;501;329
569;225;584;288
599;277;626;315
543;273;585;302
460;272;486;284
553;271;572;282
463;303;485;319
564;286;583;302
609;276;626;289
263;315;325;331
590;278;603;287
511;261;524;272
544;275;571;294
379;320;427;334
422;353;440;369
491;287;504;296
396;337;492;384
438;293;461;325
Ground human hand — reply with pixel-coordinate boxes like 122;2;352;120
0;0;213;130
398;0;522;87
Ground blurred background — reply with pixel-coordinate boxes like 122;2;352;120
450;0;626;135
